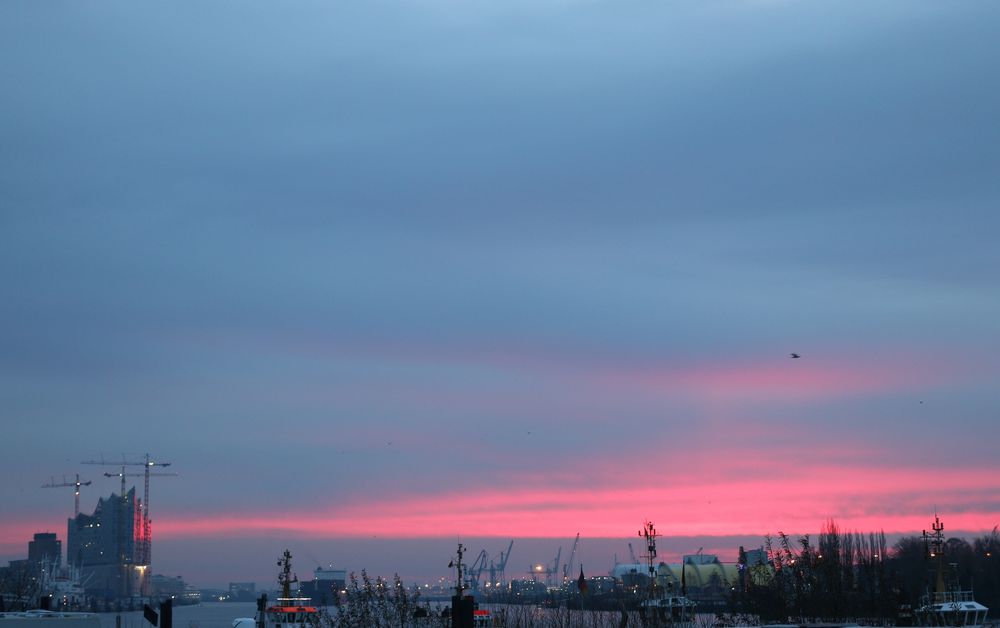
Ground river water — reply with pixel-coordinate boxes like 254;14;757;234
94;601;716;628
96;602;259;628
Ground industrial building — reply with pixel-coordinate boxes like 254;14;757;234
299;567;347;605
612;552;762;604
228;582;257;602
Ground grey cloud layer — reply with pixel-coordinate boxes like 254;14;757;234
1;0;998;529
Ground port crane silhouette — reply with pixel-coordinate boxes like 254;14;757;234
628;542;639;565
563;532;581;583
465;540;515;593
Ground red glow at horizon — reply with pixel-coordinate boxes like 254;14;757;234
146;462;1000;541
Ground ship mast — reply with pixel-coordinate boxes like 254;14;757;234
450;543;466;597
639;521;659;601
923;514;947;594
277;550;298;600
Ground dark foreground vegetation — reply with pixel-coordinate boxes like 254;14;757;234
321;521;1000;627
732;521;1000;624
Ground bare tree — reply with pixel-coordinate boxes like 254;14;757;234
0;562;42;611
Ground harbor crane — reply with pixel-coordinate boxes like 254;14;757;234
563;533;580;583
548;546;562;586
466;549;490;593
528;545;561;586
467;541;515;594
628;542;639;565
42;473;92;518
489;540;513;588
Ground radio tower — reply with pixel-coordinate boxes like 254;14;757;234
42;473;92;518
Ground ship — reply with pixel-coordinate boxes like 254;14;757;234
912;516;989;628
233;551;320;628
640;593;698;624
636;521;698;625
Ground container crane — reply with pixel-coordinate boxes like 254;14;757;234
42;474;92;518
489;540;513;588
466;550;489;593
563;533;580;583
549;546;562;587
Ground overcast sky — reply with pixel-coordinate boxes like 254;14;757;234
2;0;999;587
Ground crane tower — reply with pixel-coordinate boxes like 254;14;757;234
83;453;176;596
42;473;92;518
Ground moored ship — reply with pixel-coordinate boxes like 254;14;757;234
912;515;989;628
636;521;697;625
233;551;319;628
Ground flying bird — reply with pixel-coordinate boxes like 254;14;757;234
789;353;801;359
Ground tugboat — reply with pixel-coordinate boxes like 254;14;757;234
234;551;320;628
913;516;989;628
637;521;697;625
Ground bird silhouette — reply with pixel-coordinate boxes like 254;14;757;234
789;353;801;359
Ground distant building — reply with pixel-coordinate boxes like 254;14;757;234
612;559;740;603
66;488;145;599
28;533;61;570
150;574;186;598
509;578;548;599
228;582;257;602
148;574;200;605
299;567;346;605
682;553;719;565
743;546;768;567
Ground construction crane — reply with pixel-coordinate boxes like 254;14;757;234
85;454;176;598
628;542;639;565
42;473;92;518
83;454;174;566
563;533;580;583
102;469;177;565
99;467;176;598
